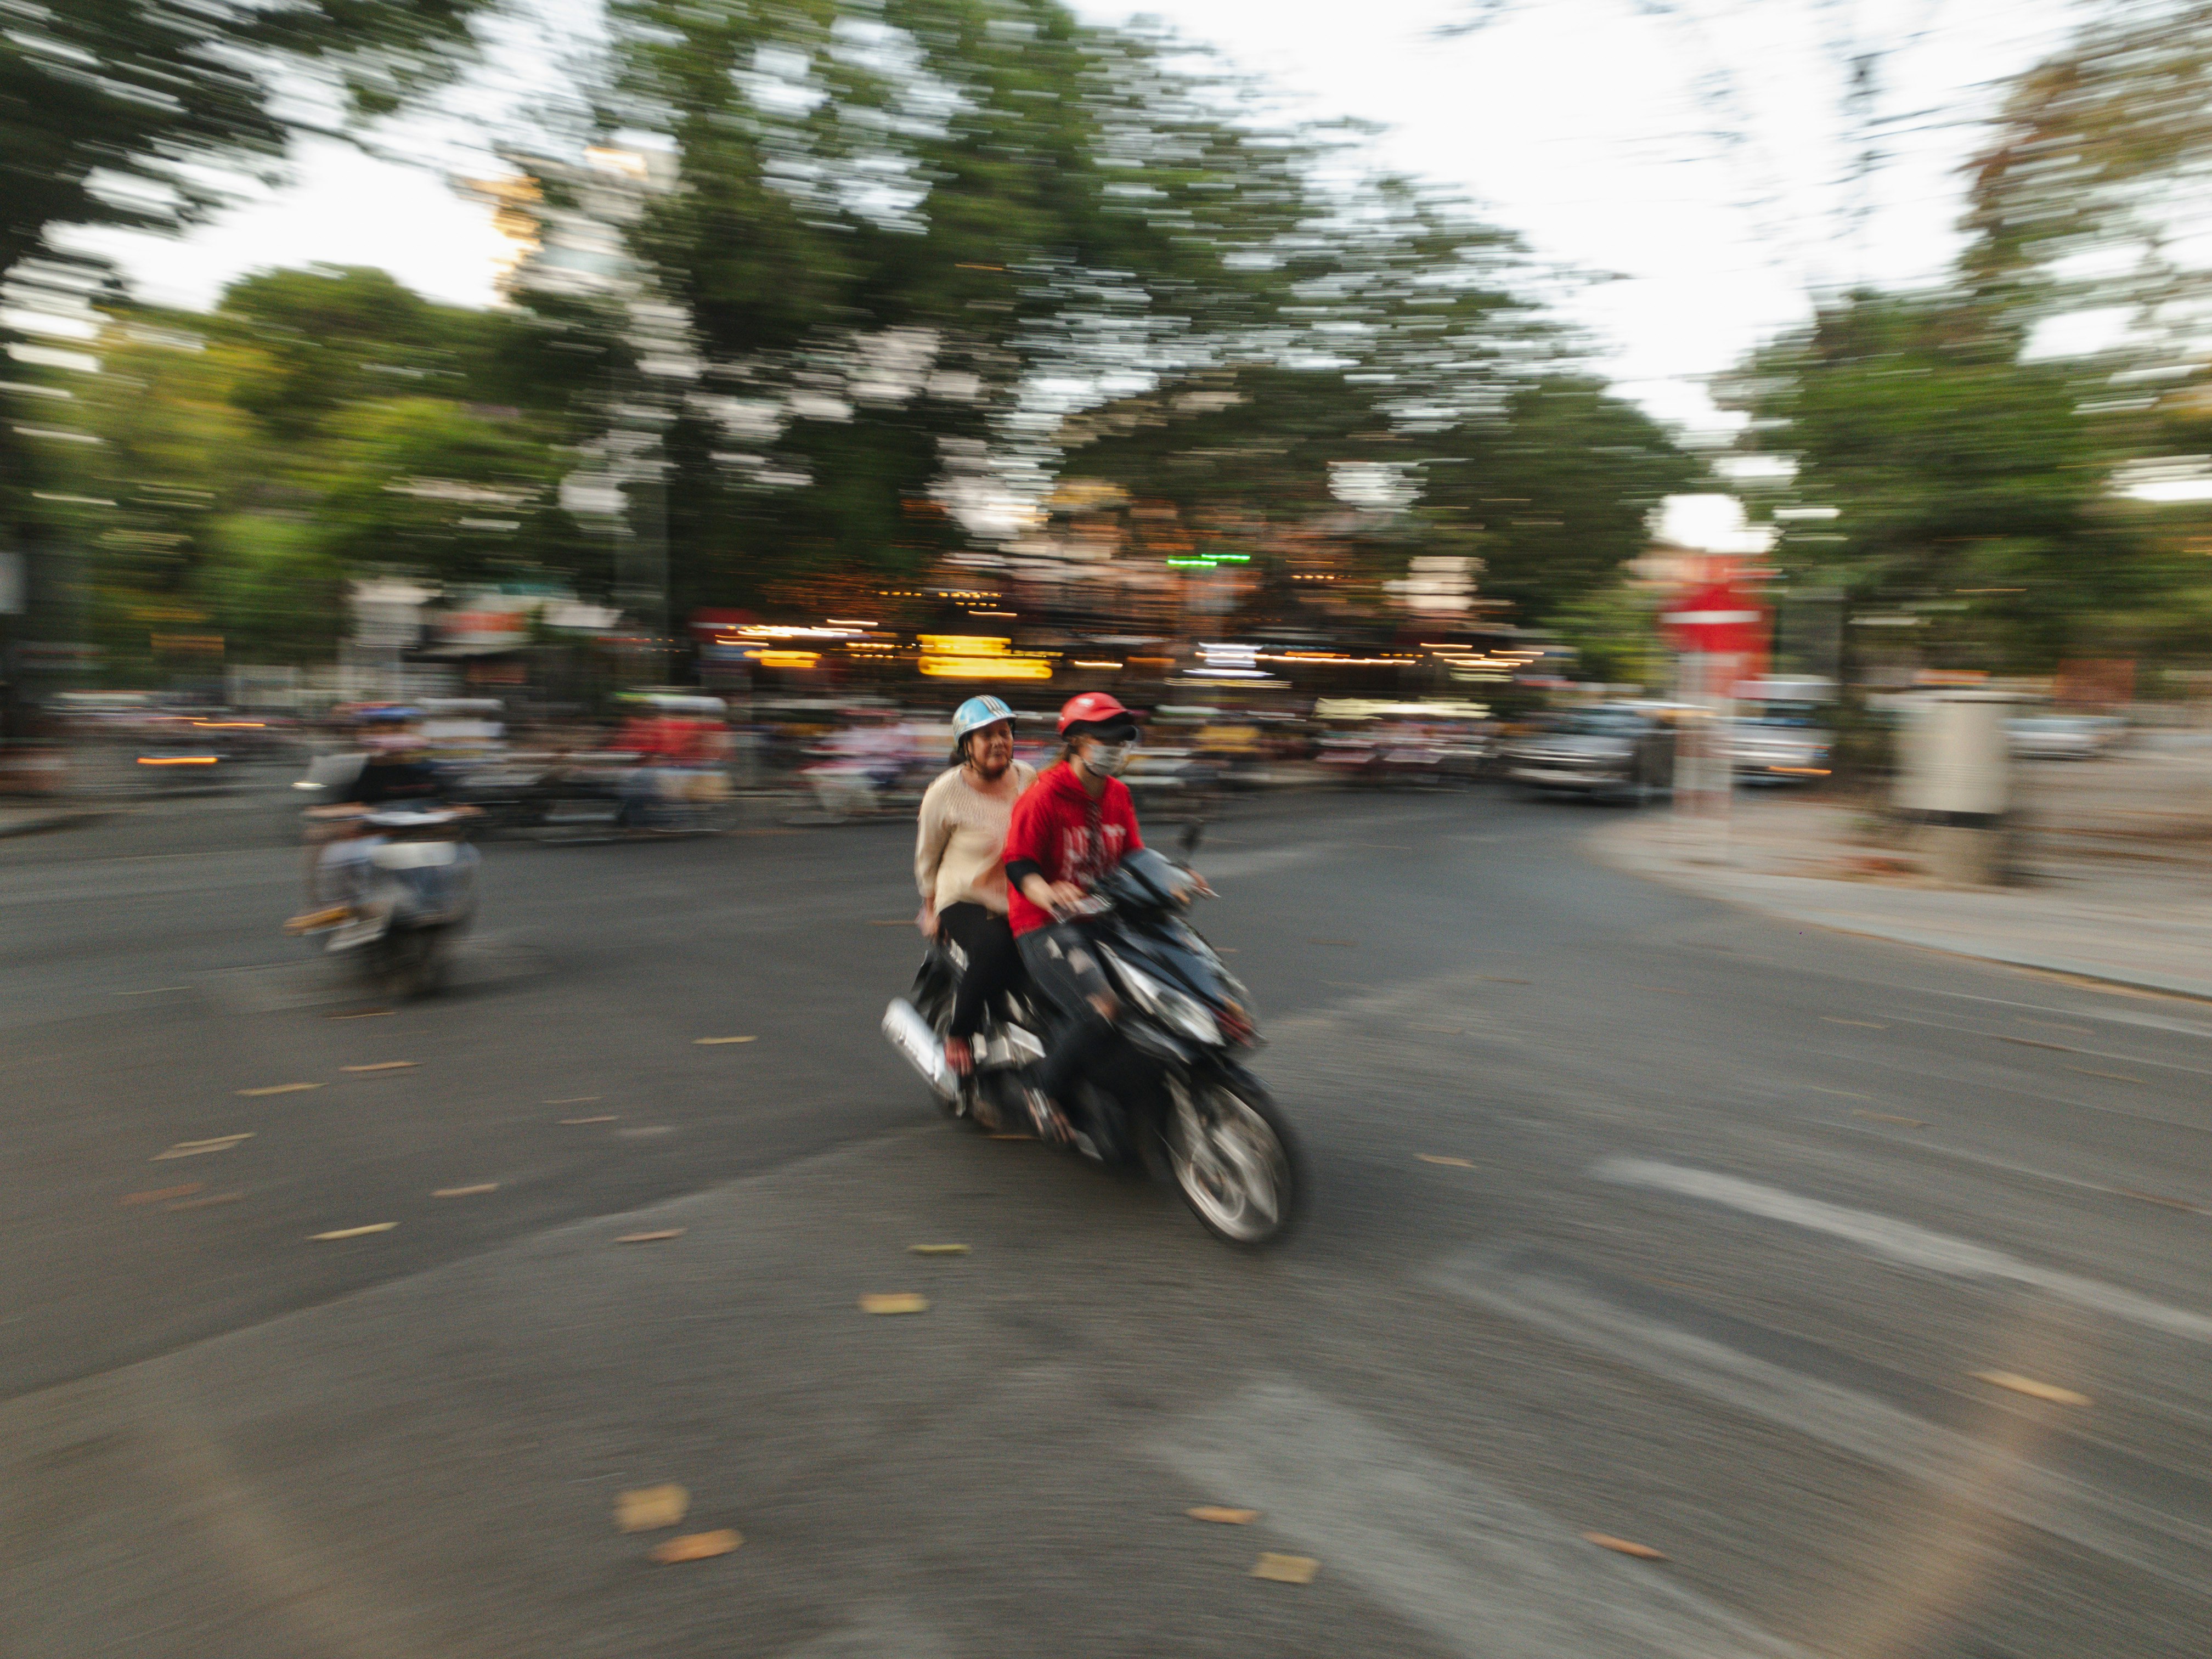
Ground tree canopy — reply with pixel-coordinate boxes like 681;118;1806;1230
1;0;492;283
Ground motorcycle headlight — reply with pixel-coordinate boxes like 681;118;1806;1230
1105;951;1220;1044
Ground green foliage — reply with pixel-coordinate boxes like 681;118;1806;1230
593;0;1679;615
32;268;613;670
1413;377;1700;624
1961;1;2212;334
1717;289;2203;669
306;396;580;588
1060;366;1695;627
0;1;492;283
1550;579;1665;690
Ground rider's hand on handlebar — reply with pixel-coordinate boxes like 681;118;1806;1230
1042;879;1087;917
917;902;937;937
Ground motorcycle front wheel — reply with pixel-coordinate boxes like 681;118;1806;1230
1167;1068;1304;1248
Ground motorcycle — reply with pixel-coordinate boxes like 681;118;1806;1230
287;805;481;998
881;837;1305;1248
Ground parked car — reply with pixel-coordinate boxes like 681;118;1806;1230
2008;715;2122;760
1503;706;1675;804
1729;677;1835;785
1729;718;1833;784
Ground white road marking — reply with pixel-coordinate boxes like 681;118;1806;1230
1150;1379;1805;1659
1594;1158;2212;1345
1427;1252;2212;1592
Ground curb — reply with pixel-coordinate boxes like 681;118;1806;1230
1588;819;2212;1006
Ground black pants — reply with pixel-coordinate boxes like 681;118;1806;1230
1017;923;1118;1102
938;902;1019;1041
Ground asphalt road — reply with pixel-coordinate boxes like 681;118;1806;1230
3;776;2208;1657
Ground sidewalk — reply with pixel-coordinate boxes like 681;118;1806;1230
1590;739;2212;1002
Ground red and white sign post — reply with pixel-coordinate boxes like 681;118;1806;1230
1662;582;1767;858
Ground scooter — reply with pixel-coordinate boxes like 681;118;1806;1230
881;838;1305;1248
288;806;480;998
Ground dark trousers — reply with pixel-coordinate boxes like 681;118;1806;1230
938;901;1019;1041
1017;922;1118;1101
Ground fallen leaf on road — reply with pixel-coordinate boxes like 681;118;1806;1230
650;1529;741;1564
154;1134;252;1160
1251;1553;1318;1584
1804;1086;1869;1099
238;1083;320;1097
859;1293;928;1314
2000;1036;2076;1053
909;1243;969;1255
434;1183;498;1198
1582;1533;1666;1560
617;1228;685;1244
1822;1018;1887;1029
1973;1371;2091;1407
546;1097;602;1104
168;1191;243;1211
614;1484;689;1532
693;1036;757;1046
312;1223;396;1240
2114;1188;2196;1211
1217;947;1240;953
2068;1067;2145;1085
328;1009;394;1020
560;1115;618;1125
1188;1506;1258;1525
341;1061;417;1073
1418;1154;1476;1168
1851;1110;1928;1127
121;1183;202;1206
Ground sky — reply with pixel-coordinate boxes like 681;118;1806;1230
62;0;2085;439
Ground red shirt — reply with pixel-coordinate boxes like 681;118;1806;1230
1003;762;1143;936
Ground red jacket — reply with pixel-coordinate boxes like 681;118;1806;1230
1003;762;1143;936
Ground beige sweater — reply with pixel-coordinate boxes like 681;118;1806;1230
915;761;1036;914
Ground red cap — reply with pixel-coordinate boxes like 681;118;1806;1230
1056;691;1133;734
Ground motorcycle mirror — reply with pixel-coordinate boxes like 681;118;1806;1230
1179;817;1205;857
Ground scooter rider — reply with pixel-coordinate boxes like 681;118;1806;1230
1003;692;1160;1144
915;696;1036;1087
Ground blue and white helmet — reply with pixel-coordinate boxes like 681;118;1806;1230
951;695;1015;741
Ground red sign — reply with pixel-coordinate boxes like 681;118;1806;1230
1662;582;1765;656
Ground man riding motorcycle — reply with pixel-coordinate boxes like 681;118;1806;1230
1004;692;1204;1143
914;696;1036;1094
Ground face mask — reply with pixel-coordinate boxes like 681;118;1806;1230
1085;738;1134;776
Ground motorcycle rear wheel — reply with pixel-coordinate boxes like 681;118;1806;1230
1167;1069;1303;1248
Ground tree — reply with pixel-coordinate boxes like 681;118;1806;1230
29;268;613;676
1;1;492;286
594;0;1378;605
306;396;585;590
1404;376;1699;625
1714;290;2182;670
1961;1;2212;343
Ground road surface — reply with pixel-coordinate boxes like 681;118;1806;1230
3;779;2206;1656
